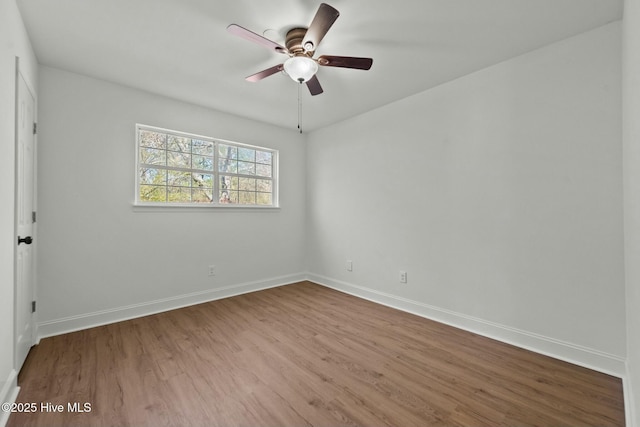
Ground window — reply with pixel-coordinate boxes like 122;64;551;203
136;125;278;207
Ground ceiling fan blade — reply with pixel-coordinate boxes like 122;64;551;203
302;3;339;52
227;24;288;54
317;55;373;70
246;64;284;82
306;75;323;96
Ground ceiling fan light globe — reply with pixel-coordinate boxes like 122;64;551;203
284;56;318;83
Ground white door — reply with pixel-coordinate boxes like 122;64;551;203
15;67;36;372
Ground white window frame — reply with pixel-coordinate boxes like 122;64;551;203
134;124;279;208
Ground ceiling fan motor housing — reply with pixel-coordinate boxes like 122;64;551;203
286;28;313;56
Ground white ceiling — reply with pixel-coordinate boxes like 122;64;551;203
17;0;622;131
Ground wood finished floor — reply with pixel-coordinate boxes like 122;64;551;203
8;281;625;426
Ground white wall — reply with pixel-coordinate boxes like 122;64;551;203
0;0;37;424
307;22;626;375
623;0;640;423
36;66;307;336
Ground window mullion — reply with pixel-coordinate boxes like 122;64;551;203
232;173;273;180
213;142;220;205
140;163;214;176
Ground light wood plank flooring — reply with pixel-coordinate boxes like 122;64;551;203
8;281;625;426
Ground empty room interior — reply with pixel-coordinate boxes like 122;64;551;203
2;0;640;426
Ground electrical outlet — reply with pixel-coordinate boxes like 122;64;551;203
399;270;407;283
208;265;216;276
346;260;353;272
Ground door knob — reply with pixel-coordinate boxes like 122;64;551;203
17;236;33;245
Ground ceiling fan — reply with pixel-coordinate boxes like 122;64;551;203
227;3;373;96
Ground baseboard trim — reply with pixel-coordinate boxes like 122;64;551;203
306;273;627;378
37;273;307;340
0;369;19;427
35;271;627;377
624;365;636;427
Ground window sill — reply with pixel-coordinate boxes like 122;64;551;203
132;203;281;212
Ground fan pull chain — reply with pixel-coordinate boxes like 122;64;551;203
297;80;303;134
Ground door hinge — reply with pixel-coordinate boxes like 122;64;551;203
33;122;37;134
31;300;36;313
32;211;36;223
